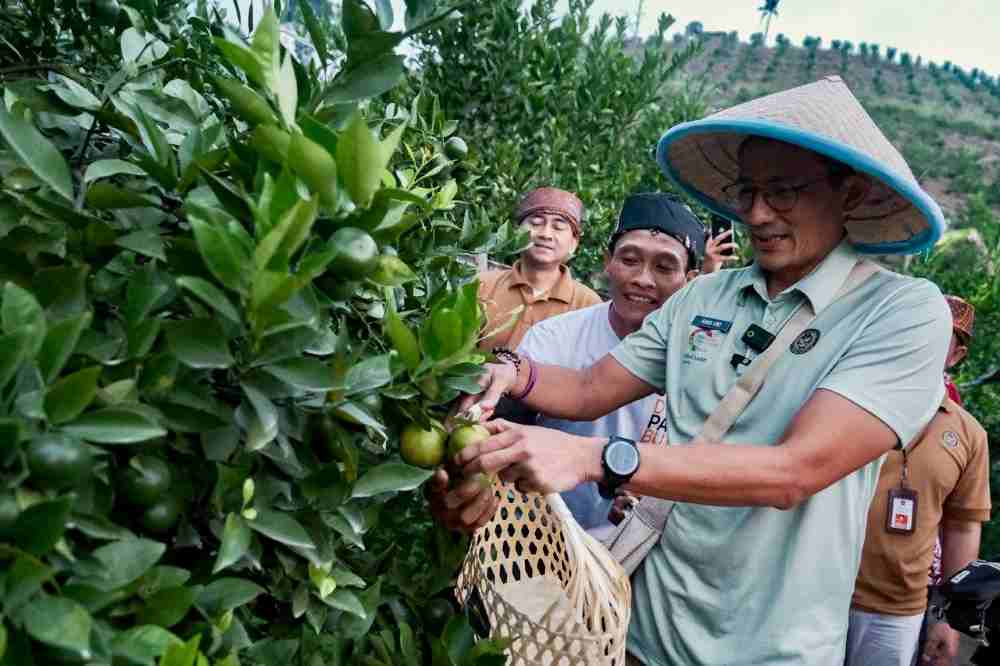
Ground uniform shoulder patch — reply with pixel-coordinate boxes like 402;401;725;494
789;328;821;354
941;431;959;449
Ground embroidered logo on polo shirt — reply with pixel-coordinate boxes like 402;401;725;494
790;328;821;354
941;431;959;449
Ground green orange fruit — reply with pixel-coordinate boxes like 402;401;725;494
26;434;93;489
119;456;171;507
400;422;446;469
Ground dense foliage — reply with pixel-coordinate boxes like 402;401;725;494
0;0;525;663
1;1;997;664
413;0;706;282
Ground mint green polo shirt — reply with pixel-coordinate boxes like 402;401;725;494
610;241;951;665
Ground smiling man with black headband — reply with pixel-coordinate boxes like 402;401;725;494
446;193;710;533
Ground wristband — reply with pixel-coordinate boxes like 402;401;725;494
508;356;537;401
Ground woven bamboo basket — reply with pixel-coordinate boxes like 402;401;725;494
456;482;631;665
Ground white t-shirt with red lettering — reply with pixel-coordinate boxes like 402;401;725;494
517;302;666;531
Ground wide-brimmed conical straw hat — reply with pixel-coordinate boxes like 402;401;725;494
656;76;944;255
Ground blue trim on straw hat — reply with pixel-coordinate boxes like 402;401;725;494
656;118;944;255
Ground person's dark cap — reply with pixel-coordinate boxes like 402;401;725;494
610;193;706;269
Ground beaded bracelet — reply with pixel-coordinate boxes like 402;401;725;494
491;347;535;400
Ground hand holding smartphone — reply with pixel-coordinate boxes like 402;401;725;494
703;215;739;274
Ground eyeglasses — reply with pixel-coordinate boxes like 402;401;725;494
720;177;830;214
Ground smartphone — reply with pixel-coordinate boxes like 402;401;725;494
710;215;734;255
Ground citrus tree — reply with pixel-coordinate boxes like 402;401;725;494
413;0;704;283
905;195;1000;555
0;0;522;663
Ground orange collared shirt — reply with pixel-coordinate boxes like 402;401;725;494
852;397;992;616
477;260;601;351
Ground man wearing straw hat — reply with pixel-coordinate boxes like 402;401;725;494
848;294;990;666
434;76;952;665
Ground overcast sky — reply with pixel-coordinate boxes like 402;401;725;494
581;1;1000;75
225;1;999;76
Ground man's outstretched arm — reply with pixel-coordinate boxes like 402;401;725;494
461;353;657;423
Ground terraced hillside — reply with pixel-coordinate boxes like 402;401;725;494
659;30;1000;222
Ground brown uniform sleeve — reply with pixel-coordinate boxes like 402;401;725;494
942;414;992;523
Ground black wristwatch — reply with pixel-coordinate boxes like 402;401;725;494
598;436;640;499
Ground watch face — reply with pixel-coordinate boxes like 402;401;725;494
606;439;639;476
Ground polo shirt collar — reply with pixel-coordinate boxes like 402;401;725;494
508;260;576;303
940;395;956;414
739;239;861;311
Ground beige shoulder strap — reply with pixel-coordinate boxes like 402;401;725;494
632;260;881;531
698;260;880;441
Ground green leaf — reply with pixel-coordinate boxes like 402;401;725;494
120;27;168;65
112;625;182;664
129;102;175;179
10;497;72;556
136;586;197;628
0;107;73;202
3;556;55;614
250;5;280;94
341;353;392;396
81;538;166;591
38;312;92;384
176;276;241;325
125;265;172;326
0;329;31;391
213;513;252;574
21;594;92;660
213;32;264;86
326;52;405;103
32;265;91;318
254;196;319;272
336;112;383;208
128;318;162;360
196;578;265;615
240;382;278;451
369;255;417;286
44;366;101;424
116;230;166;260
297;0;329;64
62;407;166;444
443;615;476;663
83;159;147;184
157;635;202;666
324;588;366;617
351;462;434;499
276;54;298;127
86;182;157;210
165;318;234;369
2;282;46;358
248;509;316;549
331;567;366;588
185;203;251;294
261;357;336;391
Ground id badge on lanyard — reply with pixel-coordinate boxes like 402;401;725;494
884;439;922;536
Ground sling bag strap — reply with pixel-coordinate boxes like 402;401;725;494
603;260;881;572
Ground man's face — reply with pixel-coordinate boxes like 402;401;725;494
520;213;578;266
735;140;854;283
604;230;689;329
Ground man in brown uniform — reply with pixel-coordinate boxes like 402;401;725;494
478;187;601;350
847;295;992;666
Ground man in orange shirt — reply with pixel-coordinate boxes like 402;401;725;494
847;295;991;666
478;187;601;351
